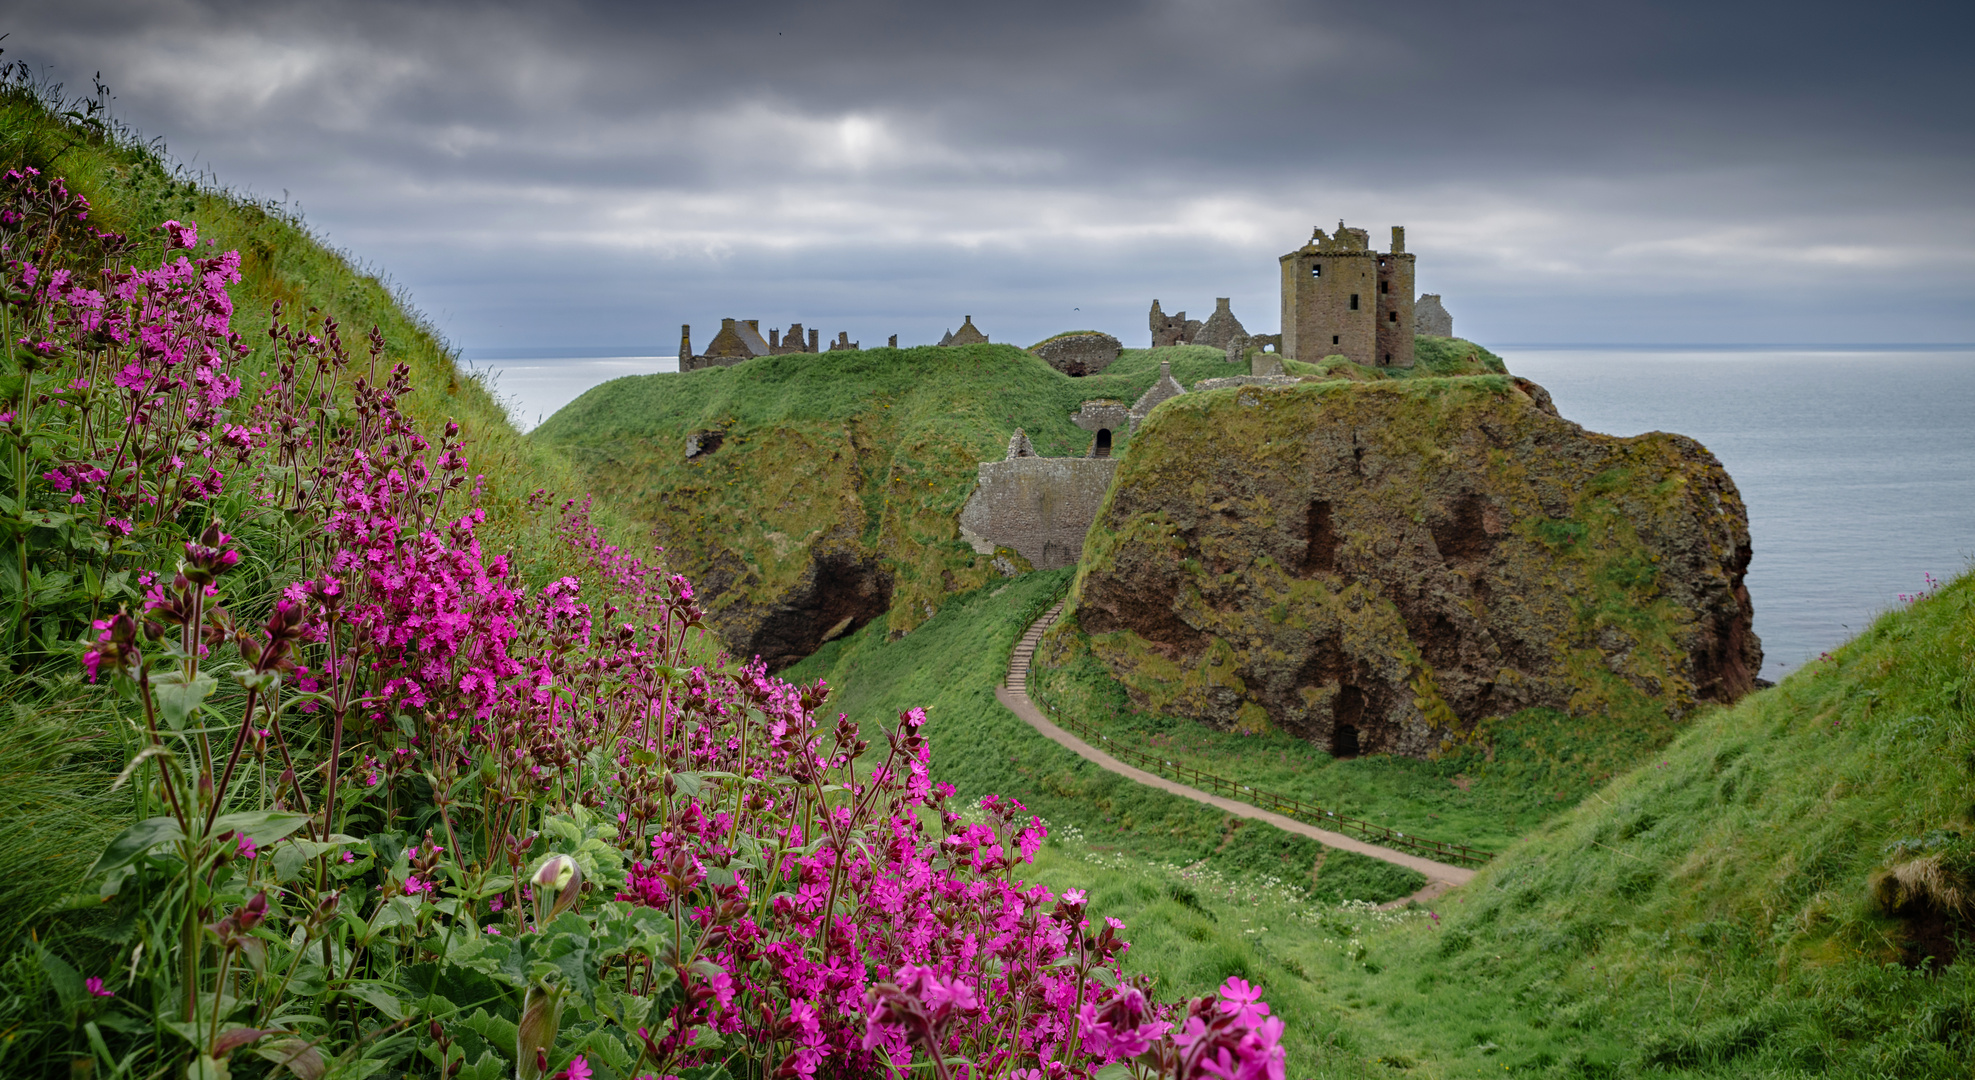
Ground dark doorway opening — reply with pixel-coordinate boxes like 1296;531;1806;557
1094;429;1112;458
1332;684;1366;758
1332;723;1360;759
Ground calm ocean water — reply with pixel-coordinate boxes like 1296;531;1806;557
480;345;1975;682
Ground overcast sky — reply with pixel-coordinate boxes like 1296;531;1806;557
10;1;1974;351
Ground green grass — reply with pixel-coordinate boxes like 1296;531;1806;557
1029;626;1647;852
784;568;1426;904
1255;568;1975;1076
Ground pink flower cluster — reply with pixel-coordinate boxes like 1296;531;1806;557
33;188;1290;1080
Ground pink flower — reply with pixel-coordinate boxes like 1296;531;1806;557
160;219;198;250
235;834;258;860
559;1057;592;1080
85;977;114;998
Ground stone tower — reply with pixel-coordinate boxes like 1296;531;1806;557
1279;221;1416;368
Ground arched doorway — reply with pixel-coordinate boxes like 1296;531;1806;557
1094;429;1112;458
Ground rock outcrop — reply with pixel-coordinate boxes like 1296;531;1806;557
1074;376;1760;759
1032;332;1123;376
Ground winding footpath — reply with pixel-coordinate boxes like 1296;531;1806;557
995;601;1473;907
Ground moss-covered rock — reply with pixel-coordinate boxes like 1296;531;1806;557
1073;374;1760;759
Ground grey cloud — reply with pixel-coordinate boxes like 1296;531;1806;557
7;0;1973;349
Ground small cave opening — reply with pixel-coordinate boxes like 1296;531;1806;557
1331;684;1365;758
1300;500;1338;575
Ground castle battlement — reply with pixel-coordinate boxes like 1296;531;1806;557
1279;220;1416;368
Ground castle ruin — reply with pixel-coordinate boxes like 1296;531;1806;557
1415;293;1454;338
939;316;990;346
1279;221;1416;368
679;318;883;371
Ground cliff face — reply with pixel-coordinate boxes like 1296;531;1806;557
1074;375;1759;759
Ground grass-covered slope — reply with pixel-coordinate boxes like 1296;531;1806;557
532;343;1241;656
0;70;620;957
1029;636;1631;852
783;568;1425;905
1261;568;1975;1076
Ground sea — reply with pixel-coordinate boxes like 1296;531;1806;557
469;344;1975;683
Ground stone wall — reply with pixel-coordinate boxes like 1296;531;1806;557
1149;300;1201;347
958;456;1120;570
1033;331;1122;376
1415;294;1453;337
1192;298;1248;349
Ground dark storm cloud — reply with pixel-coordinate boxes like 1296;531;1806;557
8;0;1974;349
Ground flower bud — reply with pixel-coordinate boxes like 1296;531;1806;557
529;854;582;927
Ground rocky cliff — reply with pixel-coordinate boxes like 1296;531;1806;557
1073;374;1759;759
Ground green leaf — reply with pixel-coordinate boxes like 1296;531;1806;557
151;672;219;730
185;1055;230;1080
89;816;184;878
35;943;85;1017
460;1008;518;1062
255;1037;326;1080
211;811;312;846
339;981;404;1021
271;837;356;884
454;1050;507;1080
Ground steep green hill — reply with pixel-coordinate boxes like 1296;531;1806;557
0;67;624;961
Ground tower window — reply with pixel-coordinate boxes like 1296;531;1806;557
1349;294;1359;310
1389;310;1398;322
1311;264;1322;278
1384;353;1392;362
1380;280;1389;294
1332;335;1340;345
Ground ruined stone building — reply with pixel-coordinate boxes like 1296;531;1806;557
1279;221;1416;368
938;316;990;346
958;366;1191;568
1191;298;1248;349
680;318;879;370
679;319;772;372
770;324;820;355
1032;332;1122;377
957;431;1120;570
1149;300;1202;347
1415;293;1453;338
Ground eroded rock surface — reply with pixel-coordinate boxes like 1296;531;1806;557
699;539;894;671
1075;376;1759;759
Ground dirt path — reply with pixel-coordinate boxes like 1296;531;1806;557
998;601;1472;904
